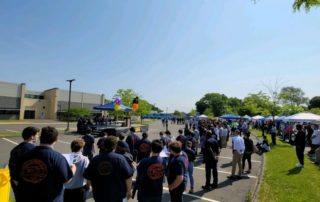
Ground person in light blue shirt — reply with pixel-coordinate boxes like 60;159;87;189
64;139;90;202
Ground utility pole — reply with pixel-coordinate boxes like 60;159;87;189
66;79;75;131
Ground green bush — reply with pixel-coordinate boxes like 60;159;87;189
58;108;91;121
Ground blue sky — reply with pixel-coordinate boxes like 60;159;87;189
1;0;319;112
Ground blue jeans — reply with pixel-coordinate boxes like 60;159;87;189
188;162;194;189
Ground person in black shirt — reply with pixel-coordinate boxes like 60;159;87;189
202;132;220;190
242;132;254;173
9;126;40;199
295;124;306;167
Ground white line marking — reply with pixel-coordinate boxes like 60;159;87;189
6;129;19;133
58;140;71;145
194;167;257;179
2;138;18;145
163;187;220;202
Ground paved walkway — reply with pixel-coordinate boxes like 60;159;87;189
0;120;264;202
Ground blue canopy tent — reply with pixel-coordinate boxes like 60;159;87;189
93;102;132;112
220;114;241;120
275;116;287;123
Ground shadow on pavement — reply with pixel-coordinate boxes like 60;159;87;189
220;162;232;168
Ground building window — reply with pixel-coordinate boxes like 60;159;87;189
25;94;44;99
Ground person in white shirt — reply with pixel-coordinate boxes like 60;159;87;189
309;125;320;155
228;129;245;180
219;123;229;148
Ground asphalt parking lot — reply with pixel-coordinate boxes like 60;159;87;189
0;120;263;202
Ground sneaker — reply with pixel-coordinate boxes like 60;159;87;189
295;163;303;167
246;170;251;174
188;188;194;194
201;185;211;190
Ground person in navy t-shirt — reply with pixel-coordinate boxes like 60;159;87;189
126;127;141;160
136;132;152;163
14;126;75;202
9;126;40;199
136;139;166;202
84;136;134;202
82;127;95;161
167;141;187;202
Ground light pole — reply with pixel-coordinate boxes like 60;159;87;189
66;79;75;131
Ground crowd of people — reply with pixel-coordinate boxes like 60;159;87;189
253;118;320;167
10;116;320;202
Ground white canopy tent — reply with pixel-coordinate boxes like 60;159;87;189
252;115;264;120
264;116;279;121
242;115;252;120
197;114;208;119
283;112;320;123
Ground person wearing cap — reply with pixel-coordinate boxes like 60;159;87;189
136;132;152;163
228;129;245;180
9;126;40;199
84;136;134;202
82;127;95;161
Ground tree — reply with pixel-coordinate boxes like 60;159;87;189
113;89;152;116
173;110;183;118
252;0;320;11
293;0;320;11
309;96;320;109
115;89;137;107
239;92;272;116
225;97;242;115
189;109;197;117
195;93;228;117
279;86;308;107
262;79;282;120
309;107;320;115
280;105;305;115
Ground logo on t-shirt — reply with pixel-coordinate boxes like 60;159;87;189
98;161;113;176
139;143;150;153
21;159;48;184
147;163;165;180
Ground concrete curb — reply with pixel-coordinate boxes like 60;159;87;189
251;134;266;202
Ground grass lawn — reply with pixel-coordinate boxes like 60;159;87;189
0;120;27;123
0;132;20;137
253;129;320;202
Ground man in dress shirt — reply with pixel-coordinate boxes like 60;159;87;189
228;129;245;180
